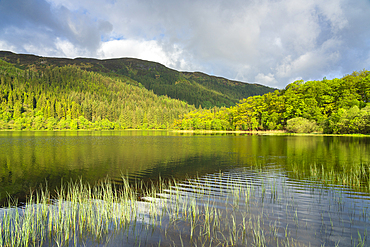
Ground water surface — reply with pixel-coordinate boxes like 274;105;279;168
0;131;369;246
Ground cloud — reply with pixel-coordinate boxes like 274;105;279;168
1;0;370;88
255;73;278;85
0;40;16;52
98;39;192;71
0;0;112;57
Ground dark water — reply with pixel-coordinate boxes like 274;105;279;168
0;131;370;246
1;131;370;205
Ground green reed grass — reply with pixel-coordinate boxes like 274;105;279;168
290;162;370;193
0;169;369;246
0;178;140;246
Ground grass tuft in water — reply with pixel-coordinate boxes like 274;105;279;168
0;168;369;246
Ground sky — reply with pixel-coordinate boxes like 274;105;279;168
1;0;370;89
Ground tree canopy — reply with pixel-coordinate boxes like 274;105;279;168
174;70;370;134
0;59;195;130
0;51;276;108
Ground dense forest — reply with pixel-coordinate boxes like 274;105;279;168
0;51;275;108
1;51;369;134
0;59;195;130
174;70;370;134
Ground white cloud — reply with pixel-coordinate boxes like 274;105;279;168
98;39;193;71
1;0;370;88
0;40;16;52
55;38;88;58
99;39;169;63
275;38;342;80
255;73;278;85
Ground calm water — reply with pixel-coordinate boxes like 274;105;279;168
0;131;370;246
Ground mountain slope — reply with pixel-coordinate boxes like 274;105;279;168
0;58;195;130
0;51;276;108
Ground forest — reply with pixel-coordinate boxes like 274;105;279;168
1;51;370;134
115;62;274;108
174;70;370;134
0;51;276;108
0;59;195;130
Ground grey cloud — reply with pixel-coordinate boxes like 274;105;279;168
0;0;58;30
0;0;113;57
1;0;370;88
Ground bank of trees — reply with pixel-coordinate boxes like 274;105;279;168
0;60;195;130
0;52;275;109
174;70;370;134
2;56;369;134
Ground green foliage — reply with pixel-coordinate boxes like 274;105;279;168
0;51;276;108
286;117;319;133
323;105;370;134
0;60;195;130
2;52;369;134
174;70;370;134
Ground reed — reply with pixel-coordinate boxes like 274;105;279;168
290;162;370;193
0;168;369;246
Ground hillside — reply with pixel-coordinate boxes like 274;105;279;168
173;70;370;134
0;59;195;130
0;51;276;108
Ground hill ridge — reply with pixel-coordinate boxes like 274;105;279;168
0;51;276;108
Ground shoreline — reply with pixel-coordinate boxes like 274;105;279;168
0;129;369;137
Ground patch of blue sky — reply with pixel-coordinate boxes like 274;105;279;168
107;0;117;5
322;72;343;80
101;33;125;42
